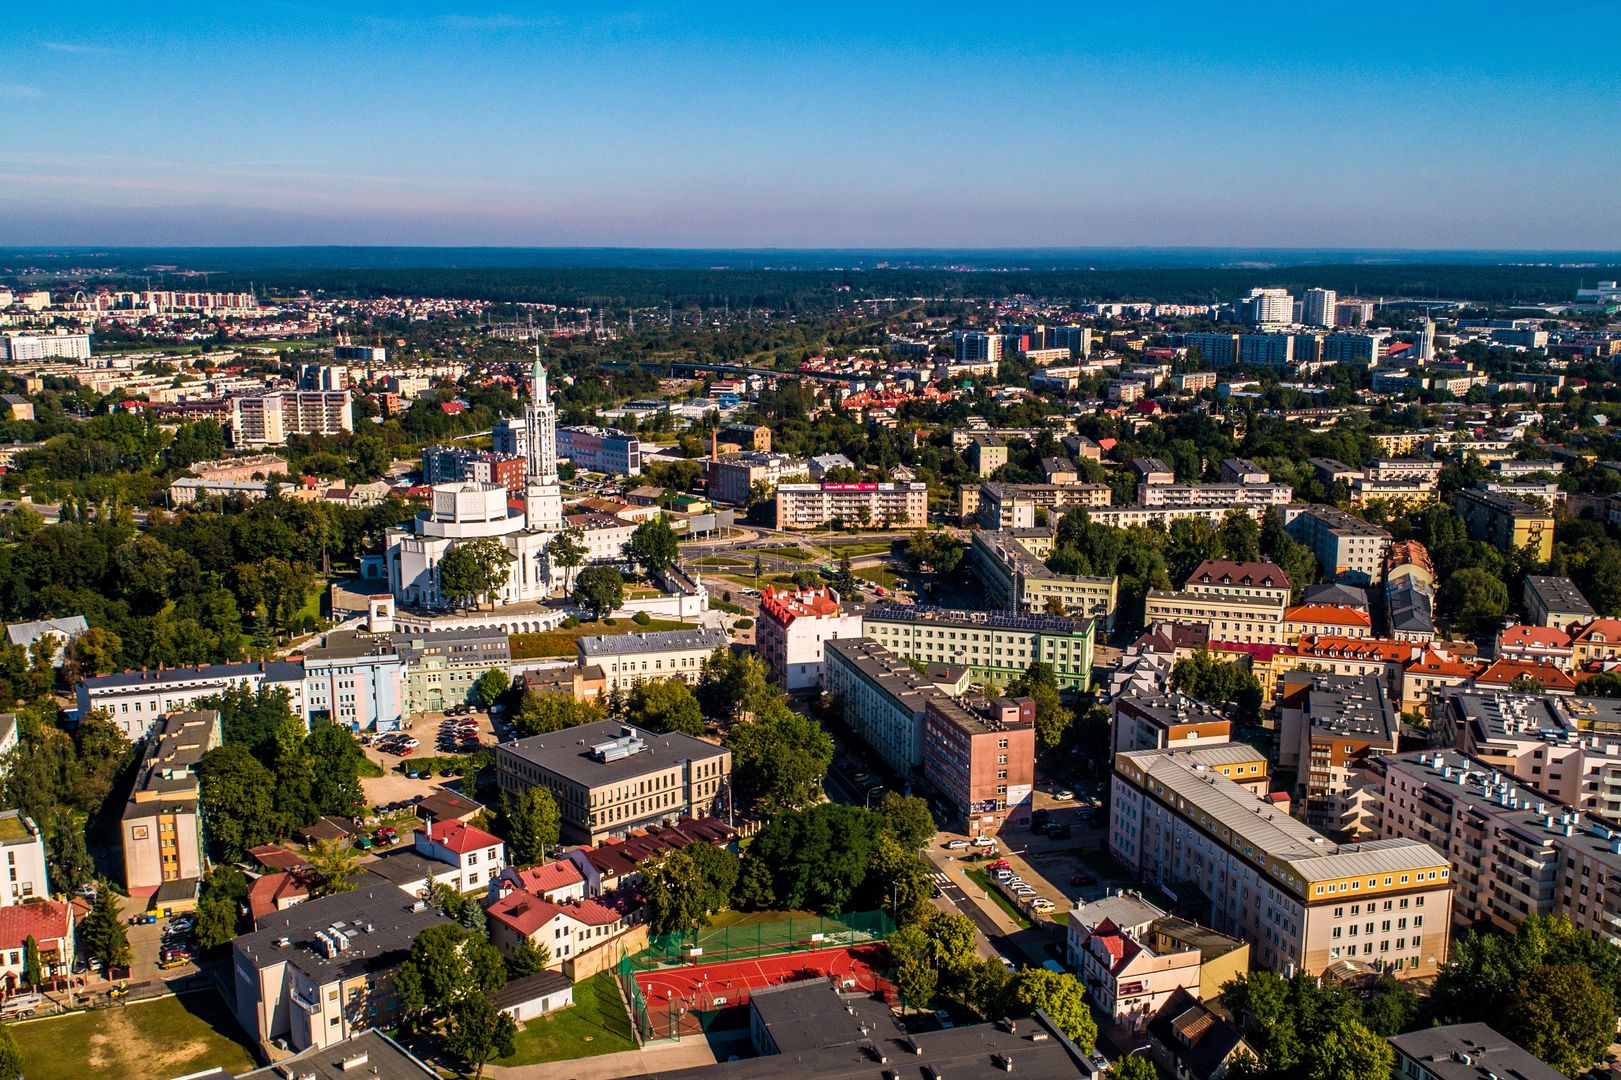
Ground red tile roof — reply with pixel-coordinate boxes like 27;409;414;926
1474;659;1577;692
1188;560;1291;590
1285;605;1372;627
506;860;585;898
1497;625;1573;650
760;586;845;625
419;819;502;856
248;870;311;920
486;893;625;937
0;900;71;950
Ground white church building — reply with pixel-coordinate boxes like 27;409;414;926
384;354;568;617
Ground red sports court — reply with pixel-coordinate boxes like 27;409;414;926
633;943;890;1035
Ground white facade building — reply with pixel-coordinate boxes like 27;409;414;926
756;586;865;692
0;811;49;906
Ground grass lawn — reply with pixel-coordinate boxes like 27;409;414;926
754;545;815;562
855;565;903;589
835;541;894;557
964;869;1034;930
13;991;258;1080
495;970;637;1065
509;618;697;659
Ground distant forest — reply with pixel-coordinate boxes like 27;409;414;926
4;253;1618;311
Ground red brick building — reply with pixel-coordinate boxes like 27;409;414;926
922;696;1036;836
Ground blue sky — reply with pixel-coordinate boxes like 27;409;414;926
2;1;1617;248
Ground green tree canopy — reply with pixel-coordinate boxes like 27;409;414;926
572;565;624;620
628;516;680;576
626;678;705;736
724;698;834;813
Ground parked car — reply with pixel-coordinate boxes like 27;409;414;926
1054;790;1075;801
934;1009;954;1030
944;839;969;850
972;836;995;847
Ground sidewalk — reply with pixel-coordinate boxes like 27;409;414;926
483;1035;718;1080
924;846;1025;937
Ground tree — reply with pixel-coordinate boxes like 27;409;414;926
439;537;515;611
725;699;835;813
507;937;551;977
504;785;561;866
20;937;41;992
394;923;508;1031
1505;964;1616;1077
511;690;602;737
474;667;511;708
444;992;518;1080
697;648;774;723
80;886;132;971
876;792;936;851
1005;968;1096;1050
889;924;939;1011
1113;1056;1156;1080
0;1023;22;1080
271;715;316;828
905;529;964;577
194;894;239;953
545;528;586;593
572;565;624;620
198;743;279;861
642;844;739;937
1437;566;1510;638
306;839;361;897
626;679;704;736
628;516;680;576
1305;1020;1392;1080
306;721;367;817
1171;649;1263;723
63;626;121;680
831;554;859;598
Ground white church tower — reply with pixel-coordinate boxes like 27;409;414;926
524;348;564;532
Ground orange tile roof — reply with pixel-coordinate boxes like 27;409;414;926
1497;625;1573;650
1474;659;1578;691
1292;634;1413;662
1285;605;1372;627
1572;618;1621;644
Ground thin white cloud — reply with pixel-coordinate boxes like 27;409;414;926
41;41;115;55
0;84;42;98
438;13;560;30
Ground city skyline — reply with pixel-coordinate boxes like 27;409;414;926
2;1;1618;248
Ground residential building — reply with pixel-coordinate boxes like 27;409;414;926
301;631;404;732
562;512;637;563
861;604;1095;689
1277;673;1396;838
121;709;219;894
774;481;927;530
970;530;1118;629
1145;989;1256;1080
556;425;641;476
1142;591;1286;647
823;638;970;781
1447;691;1621;821
234;1029;440;1080
1111;743;1453;977
1285;504;1392;584
233;883;453;1054
1137;482;1293;509
485;888;634;969
1302;288;1337;328
706;451;807;506
0;901;73;991
397;627;510;715
1067;892;1249;1033
78;659;307;741
493;720;731;846
922;696;1036;836
1283;603;1371;640
756;586;864;692
1571;618;1621;668
1452;489;1555;562
966;433;1008;477
1524;575;1595;630
972;480;1110;529
1375;750;1621;946
575;627;727;694
1388;1024;1564;1080
563;818;736;897
412;819;505;893
1385;579;1436;643
1384;540;1436;590
1112;689;1232;756
1495;625;1574;671
0;811;47;907
4;615;88;664
0;331;92;361
231;390;353;447
1238;287;1294;328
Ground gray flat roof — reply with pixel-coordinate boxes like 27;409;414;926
577;627;727;657
498;719;728;789
1525;574;1595;615
1388;1023;1563;1080
238;1029;438;1080
235;882;451;986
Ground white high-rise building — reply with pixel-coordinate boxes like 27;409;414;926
1415;319;1437;363
1303;288;1337;328
1238;288;1295;328
523;350;564;532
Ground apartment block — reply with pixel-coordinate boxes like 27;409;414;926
822;637;971;781
231;390;353;448
1111;743;1453;978
706;452;807;506
922;696;1036;836
575;627;728;694
494;721;731;846
1377;751;1621;946
861;604;1095;689
557;425;642;476
972;481;1110;529
1447;691;1621;821
1285;504;1392;584
122;709;220;894
1277;673;1396;838
1452;489;1555;562
756;586;864;692
970;530;1118;629
1524;575;1595;631
774;481;927;530
1111;689;1231;755
78;659;307;741
0;811;48;907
